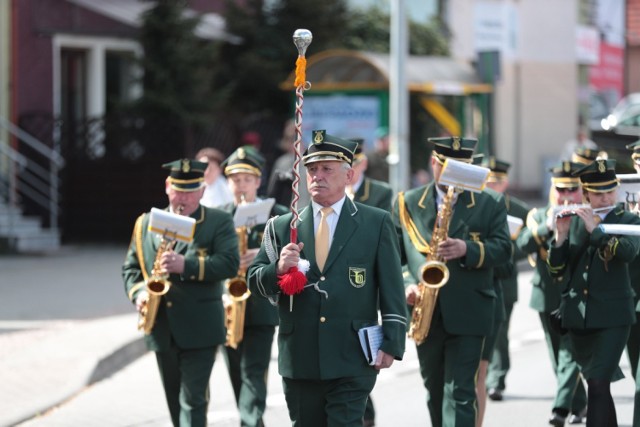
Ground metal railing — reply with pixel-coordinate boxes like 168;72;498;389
0;115;64;232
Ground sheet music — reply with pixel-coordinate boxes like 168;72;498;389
617;174;640;204
233;198;276;228
358;325;383;366
148;208;196;242
438;159;489;193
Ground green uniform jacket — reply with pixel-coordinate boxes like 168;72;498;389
498;195;530;305
517;205;564;313
393;184;511;336
247;198;407;380
548;205;640;329
353;177;393;212
123;205;240;351
218;201;289;327
631;257;640;312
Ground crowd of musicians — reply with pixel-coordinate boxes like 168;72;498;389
122;123;640;427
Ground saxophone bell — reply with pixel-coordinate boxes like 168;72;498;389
420;260;450;289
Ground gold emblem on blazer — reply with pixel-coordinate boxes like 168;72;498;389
469;232;482;242
349;267;366;288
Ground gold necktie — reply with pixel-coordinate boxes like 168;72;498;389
316;207;333;271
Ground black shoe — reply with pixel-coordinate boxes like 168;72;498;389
487;388;503;401
568;407;587;424
549;410;567;426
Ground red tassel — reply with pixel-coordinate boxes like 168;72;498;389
278;267;307;295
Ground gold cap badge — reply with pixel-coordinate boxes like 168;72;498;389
181;159;191;173
597;160;606;173
452;137;461;151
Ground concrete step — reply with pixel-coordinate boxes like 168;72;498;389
0;203;23;216
14;229;61;253
0;200;60;253
0;216;42;235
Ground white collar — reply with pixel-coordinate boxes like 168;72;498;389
312;195;347;218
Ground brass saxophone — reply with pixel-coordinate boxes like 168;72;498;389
224;197;252;349
138;231;177;335
408;186;455;344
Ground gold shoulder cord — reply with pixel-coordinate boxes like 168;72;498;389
127;214;149;302
134;214;149;281
398;192;431;254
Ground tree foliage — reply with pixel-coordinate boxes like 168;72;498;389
343;6;449;56
211;0;349;116
135;0;217;125
136;1;450;119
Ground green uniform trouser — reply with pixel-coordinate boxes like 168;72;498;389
283;375;377;427
416;311;484;427
155;345;217;427
223;325;276;427
538;313;587;413
363;395;375;422
486;301;513;389
627;312;640;427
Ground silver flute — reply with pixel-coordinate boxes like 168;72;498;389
555;205;616;219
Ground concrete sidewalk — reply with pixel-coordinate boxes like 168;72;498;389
0;313;145;426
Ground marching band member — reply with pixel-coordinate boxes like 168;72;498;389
625;139;640;427
548;159;640;427
517;161;587;425
482;157;530;405
218;146;289;427
123;159;239;427
248;131;407;427
393;137;511;427
346;140;394;212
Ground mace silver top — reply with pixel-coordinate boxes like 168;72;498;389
293;29;313;57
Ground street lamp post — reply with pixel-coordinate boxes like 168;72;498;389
389;0;410;193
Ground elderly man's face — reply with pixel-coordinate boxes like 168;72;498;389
165;180;204;216
306;161;354;206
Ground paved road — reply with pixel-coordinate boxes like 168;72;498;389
1;245;637;426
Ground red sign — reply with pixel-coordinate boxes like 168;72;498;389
589;42;624;100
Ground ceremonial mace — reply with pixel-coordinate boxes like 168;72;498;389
278;29;312;311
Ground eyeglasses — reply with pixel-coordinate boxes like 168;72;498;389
556;187;579;193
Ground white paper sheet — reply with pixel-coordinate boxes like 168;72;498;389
438;159;489;193
148;208;196;242
233;198;276;228
507;215;524;238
